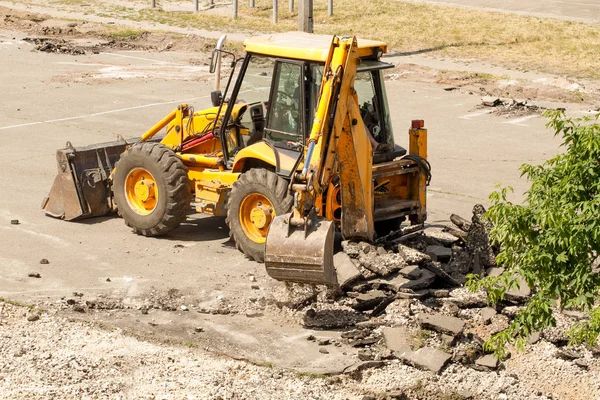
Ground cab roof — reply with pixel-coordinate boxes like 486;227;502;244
243;32;387;62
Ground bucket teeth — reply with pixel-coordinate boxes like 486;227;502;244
264;213;337;286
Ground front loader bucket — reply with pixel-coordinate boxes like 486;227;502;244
42;138;136;221
264;213;337;286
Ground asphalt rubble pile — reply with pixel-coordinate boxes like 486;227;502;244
287;204;597;377
50;203;598;383
23;37;86;55
480;96;544;117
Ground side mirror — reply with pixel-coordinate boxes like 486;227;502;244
209;49;219;74
211;90;223;107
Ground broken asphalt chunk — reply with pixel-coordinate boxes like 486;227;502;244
399;265;421;280
422;261;461;287
382;326;412;353
303;309;367;329
396;289;429;299
504;275;531;303
350;336;380;347
343;360;386;374
475;354;500;369
27;314;40;322
370;295;396;317
480;307;497;324
396;346;452;374
425;245;452;263
369;269;436;292
396;245;430;264
359;252;406;277
333;252;362;289
425;229;460;246
352;290;389;311
481;96;502;107
418;313;465;336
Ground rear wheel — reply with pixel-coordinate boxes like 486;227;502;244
226;169;293;262
113;142;191;236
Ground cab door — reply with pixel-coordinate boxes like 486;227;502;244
264;60;307;150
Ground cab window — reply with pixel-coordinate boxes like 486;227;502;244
265;61;303;148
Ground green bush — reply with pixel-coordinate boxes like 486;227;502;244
467;110;600;357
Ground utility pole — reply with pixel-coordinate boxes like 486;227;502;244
328;0;332;16
298;0;313;33
194;0;199;12
273;0;278;23
151;0;156;7
250;0;255;7
289;0;294;13
233;0;238;18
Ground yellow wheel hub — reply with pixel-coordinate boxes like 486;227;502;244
239;193;275;244
124;168;158;215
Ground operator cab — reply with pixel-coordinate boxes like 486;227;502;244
214;33;406;169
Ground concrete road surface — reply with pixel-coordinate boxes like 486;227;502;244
404;0;600;23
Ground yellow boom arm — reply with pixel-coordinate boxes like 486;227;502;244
264;36;375;285
296;35;374;241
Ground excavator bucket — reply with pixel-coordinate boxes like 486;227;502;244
42;138;136;221
264;213;337;286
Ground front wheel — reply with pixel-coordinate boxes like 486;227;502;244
226;169;293;262
112;142;191;236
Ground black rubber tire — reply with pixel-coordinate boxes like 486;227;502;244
226;168;293;263
113;142;191;236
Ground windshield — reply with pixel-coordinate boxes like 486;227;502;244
233;55;275;147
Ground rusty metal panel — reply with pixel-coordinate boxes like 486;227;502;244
42;139;136;221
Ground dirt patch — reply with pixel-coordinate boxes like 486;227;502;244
386;64;594;106
23;37;86;54
0;6;217;54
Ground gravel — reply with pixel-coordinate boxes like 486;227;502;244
1;298;599;399
0;302;360;399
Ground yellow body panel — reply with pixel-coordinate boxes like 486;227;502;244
232;142;276;172
187;168;241;216
244;32;387;62
232;141;299;173
409;126;428;223
161;107;219;149
159;104;246;153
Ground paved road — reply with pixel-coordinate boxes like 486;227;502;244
404;0;600;23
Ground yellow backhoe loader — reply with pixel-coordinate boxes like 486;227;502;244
42;33;430;286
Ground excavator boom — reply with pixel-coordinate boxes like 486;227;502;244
265;36;375;286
